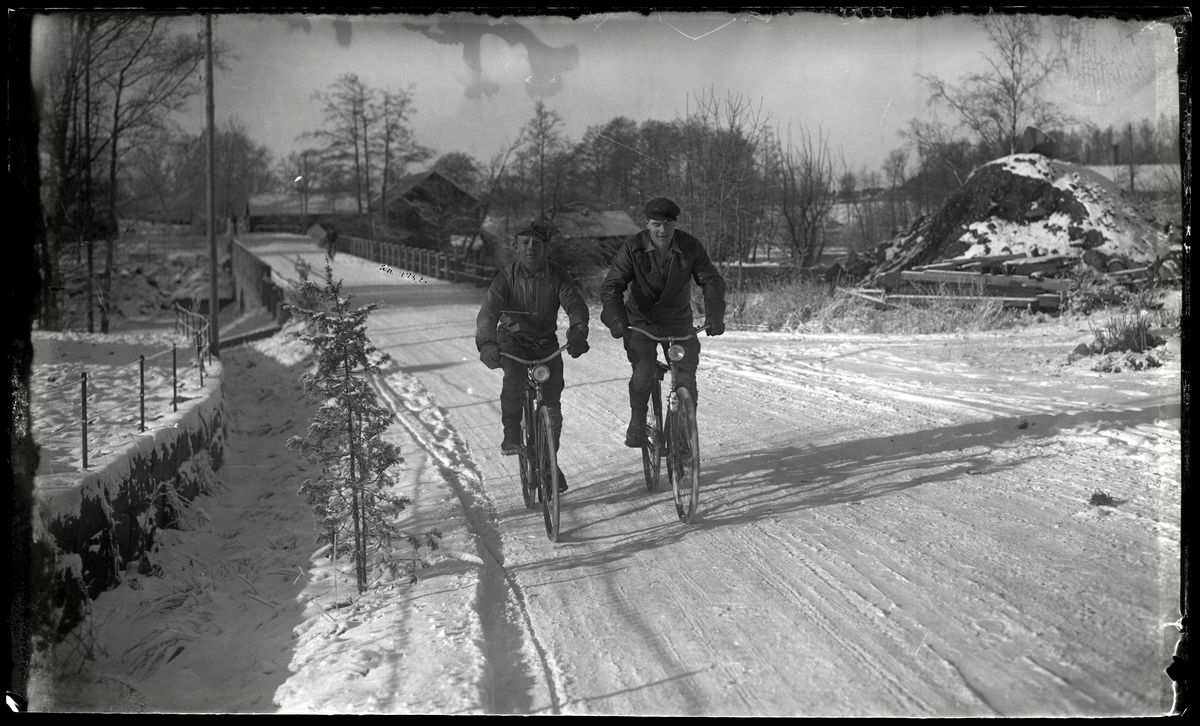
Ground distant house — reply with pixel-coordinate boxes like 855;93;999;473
480;208;641;269
553;209;641;243
372;170;483;249
246;190;361;232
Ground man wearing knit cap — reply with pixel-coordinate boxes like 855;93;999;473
600;197;726;448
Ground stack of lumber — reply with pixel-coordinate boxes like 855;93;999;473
856;247;1179;313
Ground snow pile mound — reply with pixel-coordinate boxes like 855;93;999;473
870;154;1170;277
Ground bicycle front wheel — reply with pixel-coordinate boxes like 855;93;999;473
518;406;537;510
641;383;663;492
536;406;562;541
667;388;700;524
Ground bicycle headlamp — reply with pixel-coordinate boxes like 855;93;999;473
532;364;551;383
667;344;686;362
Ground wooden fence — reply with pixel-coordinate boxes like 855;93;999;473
340;235;499;286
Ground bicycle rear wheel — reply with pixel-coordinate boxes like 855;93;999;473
667;388;700;523
641;383;663;492
536;406;562;541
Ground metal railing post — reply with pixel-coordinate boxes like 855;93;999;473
81;371;88;469
196;331;204;387
173;344;178;412
139;354;145;432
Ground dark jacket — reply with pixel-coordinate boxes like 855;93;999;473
600;229;726;333
476;259;589;350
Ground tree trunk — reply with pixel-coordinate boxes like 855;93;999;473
101;236;114;333
102;63;125;335
345;360;366;592
87;240;95;332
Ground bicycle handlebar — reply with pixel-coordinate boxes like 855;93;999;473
628;324;711;343
500;343;570;366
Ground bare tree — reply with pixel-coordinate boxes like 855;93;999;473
899;118;985;215
515;101;577;225
432;151;482;193
310;73;374;214
464;132;524;263
675;89;773;265
278;148;324;227
773;123;838;267
917;14;1071;159
38;13;206;332
576;116;642;210
93;14;206;332
882;147;910;231
371;86;431;237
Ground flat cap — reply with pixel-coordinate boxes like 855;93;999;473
643;197;681;221
514;220;555;241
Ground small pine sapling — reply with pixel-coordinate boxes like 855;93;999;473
285;263;440;592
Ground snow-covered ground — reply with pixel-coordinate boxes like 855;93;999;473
31;331;214;476
28;234;1183;715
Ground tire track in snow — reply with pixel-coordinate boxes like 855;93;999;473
368;363;566;714
703;349;1073;419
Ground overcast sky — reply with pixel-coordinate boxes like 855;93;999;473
154;10;1182;175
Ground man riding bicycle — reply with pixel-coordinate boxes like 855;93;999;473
476;220;590;490
600;197;727;448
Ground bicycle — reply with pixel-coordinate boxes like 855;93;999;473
628;325;709;524
501;344;569;542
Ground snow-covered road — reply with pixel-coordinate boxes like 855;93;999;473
40;233;1177;716
242;234;1181;717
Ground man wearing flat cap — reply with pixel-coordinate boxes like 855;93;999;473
476;220;590;490
601;197;727;448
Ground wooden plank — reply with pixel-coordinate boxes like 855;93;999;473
899;269;1073;292
885;293;1039;309
1035;293;1062;311
1106;266;1152;280
913;253;1026;271
842;288;897;309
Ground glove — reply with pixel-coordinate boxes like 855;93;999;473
567;323;590;358
479;342;501;369
609;319;629;339
705;319;726;337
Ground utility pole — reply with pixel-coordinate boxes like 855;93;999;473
206;15;220;355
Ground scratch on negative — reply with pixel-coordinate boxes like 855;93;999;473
915;629;929;655
880;99;892;129
665;17;738;40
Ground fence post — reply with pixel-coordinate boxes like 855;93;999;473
81;371;88;469
196;331;204;388
139;354;145;432
173;344;178;412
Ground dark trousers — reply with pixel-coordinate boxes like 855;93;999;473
498;333;564;443
623;331;701;413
